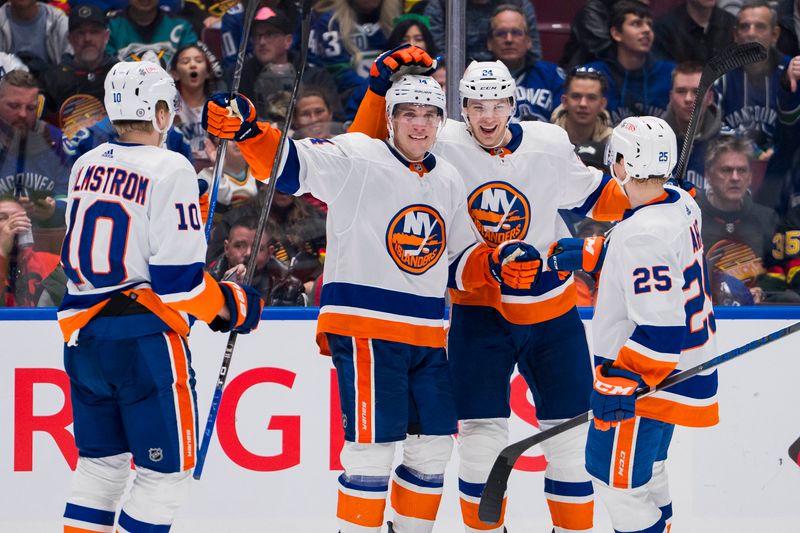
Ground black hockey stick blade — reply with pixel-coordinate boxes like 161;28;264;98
789;436;800;466
478;319;800;524
674;42;767;183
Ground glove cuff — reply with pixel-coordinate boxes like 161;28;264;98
593;362;641;396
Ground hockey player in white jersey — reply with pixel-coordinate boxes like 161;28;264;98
548;116;718;533
350;51;635;532
202;67;542;532
59;61;264;533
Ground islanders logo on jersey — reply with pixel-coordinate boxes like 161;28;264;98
386;204;446;275
467;181;530;247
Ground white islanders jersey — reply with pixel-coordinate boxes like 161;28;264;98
58;141;224;342
593;185;718;428
435;119;629;325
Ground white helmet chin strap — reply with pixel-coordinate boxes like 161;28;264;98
462;105;513;150
610;161;632;197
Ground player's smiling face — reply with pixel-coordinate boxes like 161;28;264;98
464;98;513;148
391;103;441;161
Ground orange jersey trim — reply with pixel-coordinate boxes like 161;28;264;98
348;88;389;139
637;396;719;428
64;527;109;533
590;179;630;221
237;123;283;182
616;345;677;388
316;313;446;353
449;283;577;325
58;300;111;342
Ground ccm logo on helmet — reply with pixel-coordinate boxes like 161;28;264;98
386;205;446;275
467;181;530;247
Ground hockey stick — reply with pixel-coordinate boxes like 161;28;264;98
673;42;767;185
789;436;800;466
202;0;260;241
193;0;315;480
478;320;800;523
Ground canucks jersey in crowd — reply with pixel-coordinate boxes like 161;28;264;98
63;116;193;165
512;56;565;122
106;7;199;65
309;9;389;96
585;57;675;125
714;50;800;156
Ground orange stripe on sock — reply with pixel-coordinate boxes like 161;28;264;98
460;497;506;530
390;480;443;521
337;490;386;527
355;338;374;443
612;418;636;489
64;526;109;533
546;499;594;531
167;331;196;470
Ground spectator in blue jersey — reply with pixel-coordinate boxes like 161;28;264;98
239;6;340;123
308;0;400;101
551;66;613;171
486;4;564;122
106;0;198;65
63;115;193;164
584;0;675;125
0;0;70;80
653;0;737;64
423;0;541;63
662;62;721;189
0;70;70;228
219;0;299;70
715;0;800;161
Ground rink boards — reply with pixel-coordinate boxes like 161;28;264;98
1;307;799;532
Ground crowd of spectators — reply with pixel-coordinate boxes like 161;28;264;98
2;0;800;308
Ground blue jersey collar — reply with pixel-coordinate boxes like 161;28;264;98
385;142;437;176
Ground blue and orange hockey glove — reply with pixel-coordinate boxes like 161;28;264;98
369;44;436;96
547;236;606;274
591;361;643;431
202;92;261;142
209;281;264;334
488;239;542;290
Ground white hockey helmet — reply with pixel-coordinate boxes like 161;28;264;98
385;74;447;146
104;60;179;134
605;116;677;186
459;60;516;106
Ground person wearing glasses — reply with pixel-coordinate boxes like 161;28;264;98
486;4;565;122
350;50;635;532
583;0;675;125
551;65;613;170
696;135;800;304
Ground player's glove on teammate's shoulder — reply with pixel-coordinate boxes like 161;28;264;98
488;239;542;290
667;178;697;198
547;236;606;274
591;361;643;431
203;92;261;142
209;281;264;334
369;44;436;96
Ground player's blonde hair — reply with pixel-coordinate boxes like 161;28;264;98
111;100;170;135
